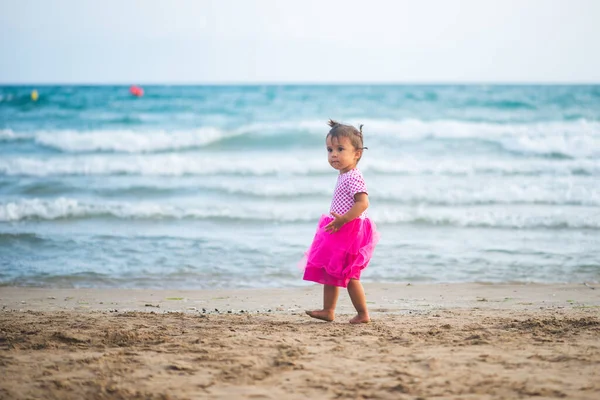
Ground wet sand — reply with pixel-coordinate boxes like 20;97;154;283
1;283;599;399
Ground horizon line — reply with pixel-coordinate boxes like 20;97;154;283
1;81;599;86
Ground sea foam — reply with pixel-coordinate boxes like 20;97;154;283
2;119;599;158
1;153;598;177
2;197;599;229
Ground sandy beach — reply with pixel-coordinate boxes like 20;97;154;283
1;283;599;399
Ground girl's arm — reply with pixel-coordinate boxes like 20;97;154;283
324;193;369;233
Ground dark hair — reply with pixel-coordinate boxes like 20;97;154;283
326;119;368;162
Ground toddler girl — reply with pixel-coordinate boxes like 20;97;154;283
301;119;380;324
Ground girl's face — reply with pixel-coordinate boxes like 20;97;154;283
326;135;361;174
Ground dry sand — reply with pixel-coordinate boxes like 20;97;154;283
1;283;599;399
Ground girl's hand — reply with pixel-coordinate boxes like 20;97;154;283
324;212;347;233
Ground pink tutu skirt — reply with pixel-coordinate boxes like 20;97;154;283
301;215;380;288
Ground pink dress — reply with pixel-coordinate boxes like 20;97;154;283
301;168;380;288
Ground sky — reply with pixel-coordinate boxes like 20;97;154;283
1;0;599;84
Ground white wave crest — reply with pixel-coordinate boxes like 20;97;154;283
4;118;599;157
11;121;325;153
0;198;316;222
1;198;598;229
176;175;600;206
360;118;600;138
499;134;600;158
1;153;599;177
361;118;600;158
0;129;26;140
33;127;241;153
370;206;600;229
0;154;328;176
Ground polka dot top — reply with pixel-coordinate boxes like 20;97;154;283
329;168;368;219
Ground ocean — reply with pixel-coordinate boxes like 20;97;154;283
0;84;599;289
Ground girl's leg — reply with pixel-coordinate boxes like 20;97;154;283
306;284;339;321
347;279;370;323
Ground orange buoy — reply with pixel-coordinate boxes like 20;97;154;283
31;90;39;101
129;85;144;97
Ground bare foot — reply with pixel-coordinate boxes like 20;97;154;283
349;314;370;324
305;309;335;322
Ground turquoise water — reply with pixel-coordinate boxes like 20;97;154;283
1;85;599;288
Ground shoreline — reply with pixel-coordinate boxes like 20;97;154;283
2;282;599;314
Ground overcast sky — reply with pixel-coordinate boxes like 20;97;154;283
1;0;599;84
